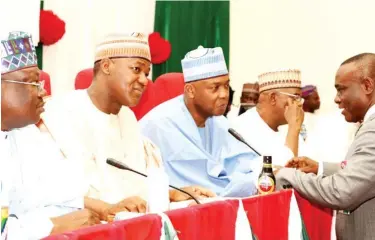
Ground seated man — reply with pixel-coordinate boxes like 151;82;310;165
140;46;260;197
0;31;140;239
232;70;308;167
39;33;214;206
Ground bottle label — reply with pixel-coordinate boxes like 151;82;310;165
257;176;275;194
263;163;272;168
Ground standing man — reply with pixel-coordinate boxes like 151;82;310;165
238;82;259;115
232;70;307;167
280;53;375;240
140;46;260;197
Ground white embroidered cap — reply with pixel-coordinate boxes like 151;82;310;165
94;32;151;62
258;69;301;93
181;46;228;82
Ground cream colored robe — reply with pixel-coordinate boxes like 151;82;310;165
41;90;150;204
231;108;312;167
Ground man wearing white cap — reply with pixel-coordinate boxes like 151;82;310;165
238;82;259;115
232;70;309;167
139;46;260;197
39;33;213;209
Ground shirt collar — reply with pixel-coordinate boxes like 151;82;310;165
0;130;8;139
364;104;375;122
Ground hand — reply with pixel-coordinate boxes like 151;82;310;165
284;98;304;129
285;156;319;174
50;209;100;234
170;186;216;202
144;138;162;168
101;196;147;222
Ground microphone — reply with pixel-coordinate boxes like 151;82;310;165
106;158;201;204
228;128;261;156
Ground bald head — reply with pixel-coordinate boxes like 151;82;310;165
340;53;375;80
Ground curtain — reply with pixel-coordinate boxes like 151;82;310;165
36;0;43;70
152;1;230;80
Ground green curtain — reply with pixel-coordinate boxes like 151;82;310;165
152;1;230;80
35;0;43;69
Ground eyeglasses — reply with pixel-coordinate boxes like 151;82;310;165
278;91;304;104
2;80;45;92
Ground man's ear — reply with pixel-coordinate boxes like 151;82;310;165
100;58;111;75
363;76;375;95
269;92;277;106
184;83;195;99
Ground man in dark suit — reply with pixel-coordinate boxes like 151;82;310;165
276;53;375;240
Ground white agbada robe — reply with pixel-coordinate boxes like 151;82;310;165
0;125;84;240
41;90;149;204
231;107;311;167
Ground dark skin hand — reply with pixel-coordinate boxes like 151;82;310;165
285;156;319;174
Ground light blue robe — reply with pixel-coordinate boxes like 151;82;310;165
140;95;261;197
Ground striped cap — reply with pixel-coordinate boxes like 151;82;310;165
181;46;228;83
1;31;37;74
94;32;151;62
242;82;259;93
258;69;301;93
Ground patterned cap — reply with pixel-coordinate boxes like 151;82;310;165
181;46;228;83
94;32;151;62
258;69;301;93
242;82;259;94
1;31;37;74
302;85;317;98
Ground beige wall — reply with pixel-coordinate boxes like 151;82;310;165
230;0;375;114
43;0;156;96
41;0;375;110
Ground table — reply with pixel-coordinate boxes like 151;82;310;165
45;190;333;240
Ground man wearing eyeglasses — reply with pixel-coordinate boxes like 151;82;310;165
231;70;310;168
1;31;147;239
139;46;260;197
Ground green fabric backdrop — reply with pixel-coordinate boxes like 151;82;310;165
152;1;230;80
35;0;43;69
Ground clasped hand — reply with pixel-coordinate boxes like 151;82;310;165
285;156;319;174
